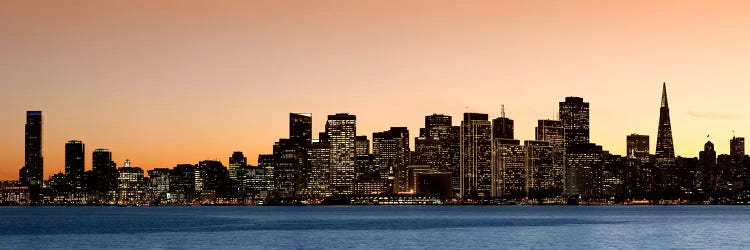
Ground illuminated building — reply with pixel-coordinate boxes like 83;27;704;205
326;113;357;195
535;119;565;195
116;160;145;205
147;168;170;203
491;139;525;198
373;127;410;193
308;140;331;199
524;140;556;198
626;134;650;160
492;105;514;140
566;143;604;199
228;151;247;181
460;113;492;199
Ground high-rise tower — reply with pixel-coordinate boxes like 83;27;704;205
20;111;43;187
655;83;675;159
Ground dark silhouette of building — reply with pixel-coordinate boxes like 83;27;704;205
373;127;410;193
198;160;233;199
20;111;43;188
492;105;514;140
699;141;718;188
65;140;85;189
290;113;313;145
170;164;197;203
525;140;557;199
566;143;604;200
626;134;650;160
655;83;677;190
92;149;117;200
731;136;745;157
460;113;492;199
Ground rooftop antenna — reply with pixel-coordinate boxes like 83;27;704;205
501;104;506;118
733;130;736;139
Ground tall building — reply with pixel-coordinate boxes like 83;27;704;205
699;141;717;188
731;136;745;157
655;83;677;190
491;139;525;198
92;149;117;198
626;134;650;159
117;160;145;205
460;113;492;199
289;113;313;145
20;111;43;187
273;139;305;198
535;120;565;194
559;97;590;147
147;168;170;202
492;106;514;140
566;143;605;199
308;140;332;199
170;164;197;203
228;151;247;181
655;83;675;160
355;136;370;156
422;114;452;139
524;140;556;198
326;113;357;195
372;127;410;193
65;140;85;189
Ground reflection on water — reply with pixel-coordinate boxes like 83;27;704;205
1;206;749;249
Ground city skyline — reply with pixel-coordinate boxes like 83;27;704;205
1;86;748;180
4;1;750;179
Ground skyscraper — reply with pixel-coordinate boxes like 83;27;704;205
655;83;675;160
492;106;514;140
92;148;117;199
491;139;525;198
731;136;745;157
228;151;247;181
65;140;85;189
290;113;313;145
460;113;492;199
308;140;332;199
524;140;556;199
273;139;305;198
326;113;357;195
559;97;590;148
355;136;370;156
626;134;650;159
20;111;43;187
422;114;452;139
372;127;410;193
535;119;565;194
655;83;677;190
699;141;717;188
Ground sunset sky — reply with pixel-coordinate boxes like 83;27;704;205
2;1;750;179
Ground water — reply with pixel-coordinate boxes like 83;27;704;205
1;206;749;249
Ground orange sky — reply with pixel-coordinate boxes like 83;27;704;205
2;1;750;180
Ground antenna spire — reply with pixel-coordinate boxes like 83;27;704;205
501;104;505;118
